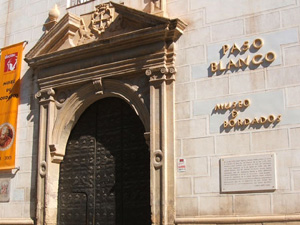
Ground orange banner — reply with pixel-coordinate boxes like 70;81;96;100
0;42;24;170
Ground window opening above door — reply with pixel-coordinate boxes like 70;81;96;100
67;0;94;8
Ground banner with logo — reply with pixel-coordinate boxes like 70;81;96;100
0;42;24;170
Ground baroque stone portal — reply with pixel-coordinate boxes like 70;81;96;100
25;2;186;225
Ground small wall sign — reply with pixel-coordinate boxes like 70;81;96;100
0;178;10;202
177;158;186;172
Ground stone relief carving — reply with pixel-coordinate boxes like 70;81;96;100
77;18;92;45
43;3;116;47
90;4;114;36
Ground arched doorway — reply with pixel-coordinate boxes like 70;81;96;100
57;97;151;225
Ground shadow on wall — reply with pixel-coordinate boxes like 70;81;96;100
207;58;273;77
219;120;280;133
20;68;39;220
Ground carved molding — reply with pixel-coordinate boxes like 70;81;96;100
39;161;47;177
153;149;163;168
50;79;150;162
25;2;186;225
25;2;186;65
145;66;176;83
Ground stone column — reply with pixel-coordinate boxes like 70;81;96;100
35;88;56;225
146;66;176;225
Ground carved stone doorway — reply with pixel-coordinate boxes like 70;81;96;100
57;97;151;225
25;2;186;224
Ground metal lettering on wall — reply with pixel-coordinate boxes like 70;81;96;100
220;154;276;193
210;38;276;75
58;98;151;225
213;99;281;130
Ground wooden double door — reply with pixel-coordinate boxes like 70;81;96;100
58;98;151;225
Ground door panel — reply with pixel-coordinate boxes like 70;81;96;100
58;98;150;225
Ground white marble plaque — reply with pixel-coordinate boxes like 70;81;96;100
220;154;276;192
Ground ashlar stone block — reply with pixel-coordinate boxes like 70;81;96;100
229;71;265;94
182;136;214;157
194;175;220;193
167;0;189;17
286;86;300;107
175;82;195;102
211;20;244;42
266;65;300;89
284;45;300;66
190;0;295;23
245;12;280;34
291;170;300;191
176;117;207;139
235;194;271;215
176;197;198;216
194;157;220;193
176;177;192;196
176;65;191;84
282;6;300;27
176;102;191;120
252;129;289;152
273;193;300;214
290;127;300;149
186;27;211;47
199;196;233;216
185;45;205;65
3;203;23;218
196;77;229;100
216;133;250;155
177;157;208;176
179;10;204;31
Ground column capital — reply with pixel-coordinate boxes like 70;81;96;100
35;88;56;104
145;66;176;83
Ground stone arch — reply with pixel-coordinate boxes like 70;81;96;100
50;79;150;163
25;3;186;223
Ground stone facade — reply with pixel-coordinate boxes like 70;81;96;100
174;0;300;224
0;0;300;225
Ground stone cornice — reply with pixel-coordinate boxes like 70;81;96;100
25;2;187;72
25;24;167;68
25;22;184;69
37;50;166;89
26;13;82;58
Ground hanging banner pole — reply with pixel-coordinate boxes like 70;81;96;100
0;41;25;170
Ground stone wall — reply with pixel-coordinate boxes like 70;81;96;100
172;0;300;222
1;0;300;224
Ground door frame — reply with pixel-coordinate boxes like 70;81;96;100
25;3;186;224
57;96;151;225
35;73;175;225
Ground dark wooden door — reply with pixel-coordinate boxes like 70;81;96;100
58;98;151;225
